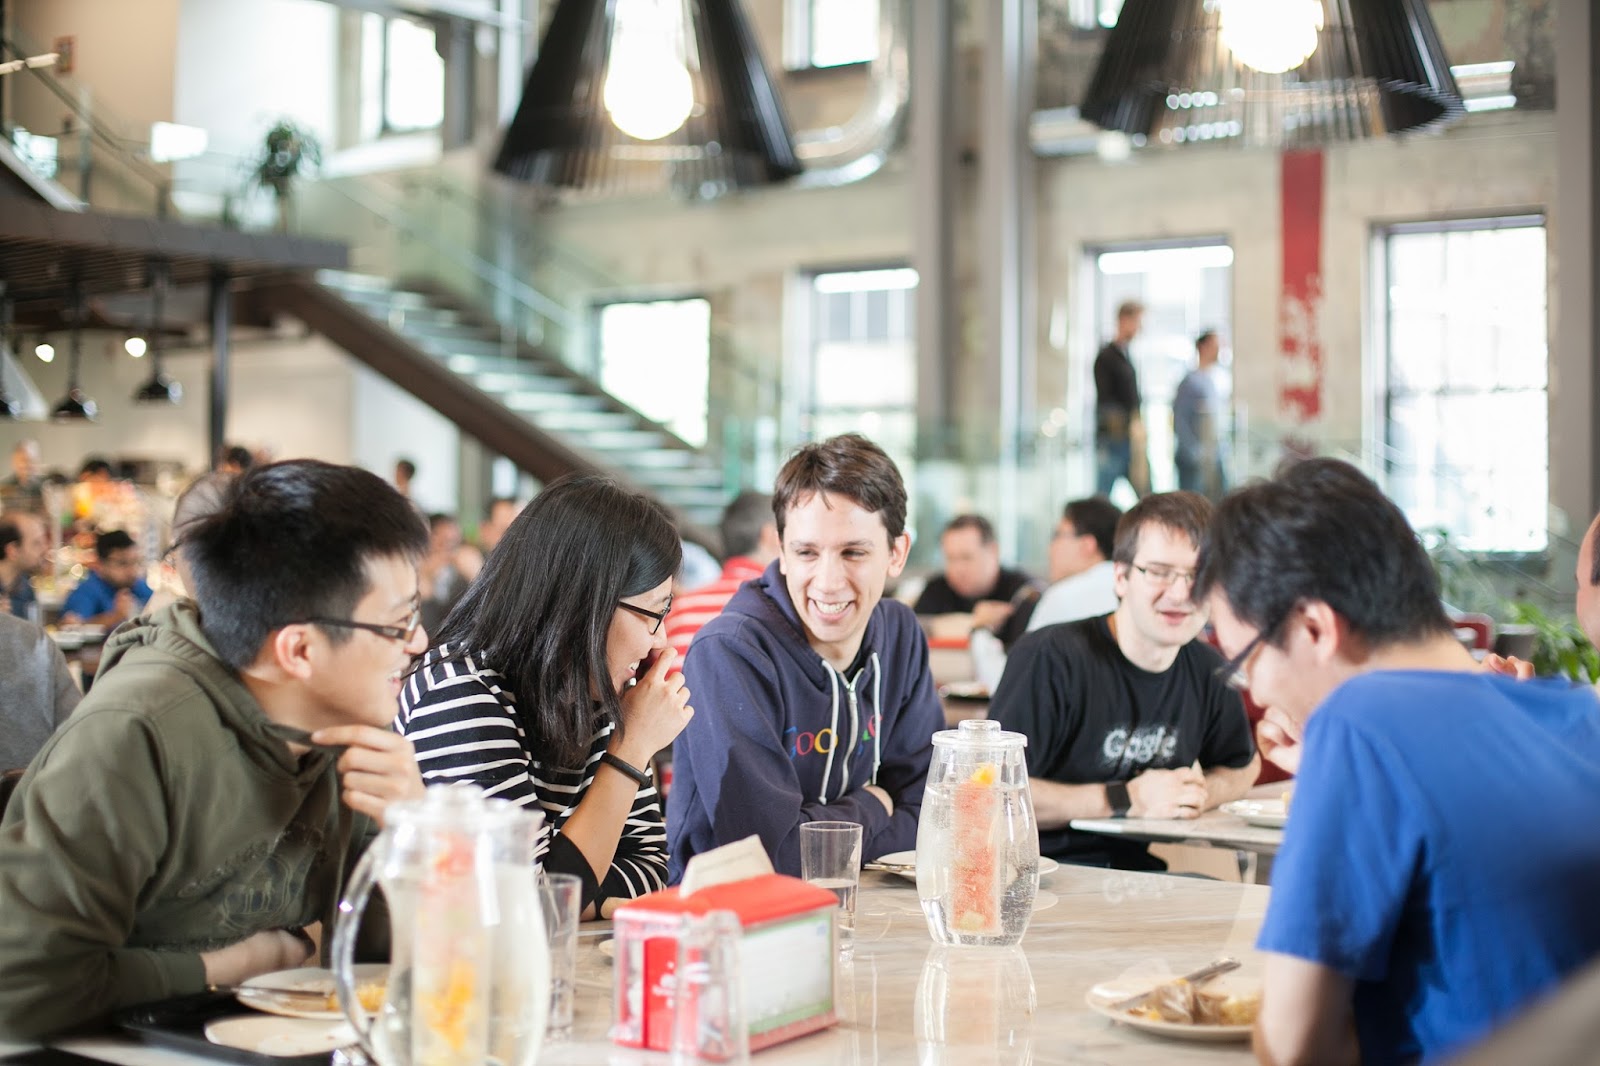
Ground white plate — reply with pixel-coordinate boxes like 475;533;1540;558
237;964;388;1020
204;1014;357;1056
1220;798;1289;829
874;851;1060;883
938;681;990;701
1085;981;1254;1042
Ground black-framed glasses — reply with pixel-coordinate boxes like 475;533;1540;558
1214;625;1274;692
618;594;673;635
302;596;423;644
1130;563;1198;589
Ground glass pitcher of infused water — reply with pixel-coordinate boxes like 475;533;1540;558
332;785;551;1066
915;719;1039;946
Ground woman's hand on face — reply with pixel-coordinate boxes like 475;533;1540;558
614;647;694;764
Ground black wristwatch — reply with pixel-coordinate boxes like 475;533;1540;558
1105;781;1131;818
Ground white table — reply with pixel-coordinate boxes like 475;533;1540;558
5;866;1270;1065
1071;786;1286;884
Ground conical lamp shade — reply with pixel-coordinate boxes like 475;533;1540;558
134;371;183;404
1082;0;1465;149
0;394;18;420
493;0;801;196
51;388;97;421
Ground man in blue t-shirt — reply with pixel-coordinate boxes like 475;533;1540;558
1196;459;1600;1065
60;529;152;627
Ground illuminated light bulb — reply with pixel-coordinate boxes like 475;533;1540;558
1219;0;1325;74
35;342;55;363
125;336;147;358
603;0;695;142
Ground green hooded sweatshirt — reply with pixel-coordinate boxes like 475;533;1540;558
0;601;368;1040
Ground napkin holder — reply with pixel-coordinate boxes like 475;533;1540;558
611;839;839;1052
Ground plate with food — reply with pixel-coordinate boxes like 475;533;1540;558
1085;968;1259;1042
1220;797;1289;829
869;850;1059;883
937;681;991;702
236;964;387;1020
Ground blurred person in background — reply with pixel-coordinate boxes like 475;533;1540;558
60;530;152;628
914;513;1038;640
0;514;49;622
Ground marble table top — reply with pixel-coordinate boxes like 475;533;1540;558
14;867;1270;1066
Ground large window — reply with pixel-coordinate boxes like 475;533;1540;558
785;0;879;70
799;267;917;474
1381;218;1548;553
596;298;711;447
359;14;445;138
1087;241;1233;503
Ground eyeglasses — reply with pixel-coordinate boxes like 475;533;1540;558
619;594;673;635
1214;628;1271;692
302;596;423;644
1130;563;1198;589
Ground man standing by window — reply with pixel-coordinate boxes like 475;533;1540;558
1094;300;1147;497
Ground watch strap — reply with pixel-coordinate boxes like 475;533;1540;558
1105;780;1131;818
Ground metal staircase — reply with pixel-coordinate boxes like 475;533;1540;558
254;269;727;543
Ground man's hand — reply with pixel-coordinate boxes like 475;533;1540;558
310;725;426;827
1481;653;1534;680
970;600;1015;633
863;784;894;816
111;588;138;622
1127;766;1208;819
200;928;314;986
1256;708;1304;776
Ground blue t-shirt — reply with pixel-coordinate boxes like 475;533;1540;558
60;571;152;621
1258;671;1600;1064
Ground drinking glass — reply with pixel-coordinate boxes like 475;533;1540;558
540;872;582;1039
799;821;863;954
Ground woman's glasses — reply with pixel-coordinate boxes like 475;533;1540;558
619;594;674;635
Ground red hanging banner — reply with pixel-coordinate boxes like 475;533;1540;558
1278;150;1325;426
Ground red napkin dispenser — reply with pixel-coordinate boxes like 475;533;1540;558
610;873;839;1053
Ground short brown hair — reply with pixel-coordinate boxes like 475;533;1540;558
1116;300;1145;322
772;434;907;541
943;514;997;545
1112;491;1212;566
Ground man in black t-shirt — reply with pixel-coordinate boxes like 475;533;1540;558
913;514;1037;641
990;491;1257;868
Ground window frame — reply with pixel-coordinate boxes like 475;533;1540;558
1373;212;1550;559
590;293;714;448
362;12;445;139
782;0;879;73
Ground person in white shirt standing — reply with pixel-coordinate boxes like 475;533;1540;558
971;497;1122;692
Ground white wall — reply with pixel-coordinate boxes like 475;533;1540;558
351;366;460;514
0;332;358;478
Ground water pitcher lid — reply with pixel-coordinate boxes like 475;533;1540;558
930;718;1027;752
388;782;541;834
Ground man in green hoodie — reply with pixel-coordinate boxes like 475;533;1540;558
0;460;430;1040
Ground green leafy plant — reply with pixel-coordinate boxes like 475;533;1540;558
252;119;321;230
1504;601;1600;683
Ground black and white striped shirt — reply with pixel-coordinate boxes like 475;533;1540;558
398;644;667;906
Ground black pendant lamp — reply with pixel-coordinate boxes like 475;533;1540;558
133;260;182;405
51;289;97;422
493;0;801;197
1082;0;1465;149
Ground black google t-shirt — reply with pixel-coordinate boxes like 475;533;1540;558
989;615;1255;867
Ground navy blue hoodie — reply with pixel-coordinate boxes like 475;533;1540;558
667;561;942;880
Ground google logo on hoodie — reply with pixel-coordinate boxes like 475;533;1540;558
785;720;877;759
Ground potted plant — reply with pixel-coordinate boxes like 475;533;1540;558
252;119;322;232
1503;602;1600;683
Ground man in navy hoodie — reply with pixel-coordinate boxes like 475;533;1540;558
667;434;942;879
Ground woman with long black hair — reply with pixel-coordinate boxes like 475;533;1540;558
398;475;693;916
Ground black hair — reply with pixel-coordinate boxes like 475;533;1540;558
182;460;428;669
78;458;112;478
222;445;255;471
431;475;681;770
95;529;136;558
1062;496;1122;561
1195;329;1218;349
427;512;458;532
773;434;908;541
0;517;22;557
943;514;998;545
1194;458;1453;647
719;491;772;560
1590;517;1600;587
396;458;417;480
1112;492;1212;566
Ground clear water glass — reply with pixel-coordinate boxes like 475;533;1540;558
799;821;862;954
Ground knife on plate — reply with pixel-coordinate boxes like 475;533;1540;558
1106;956;1242;1013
